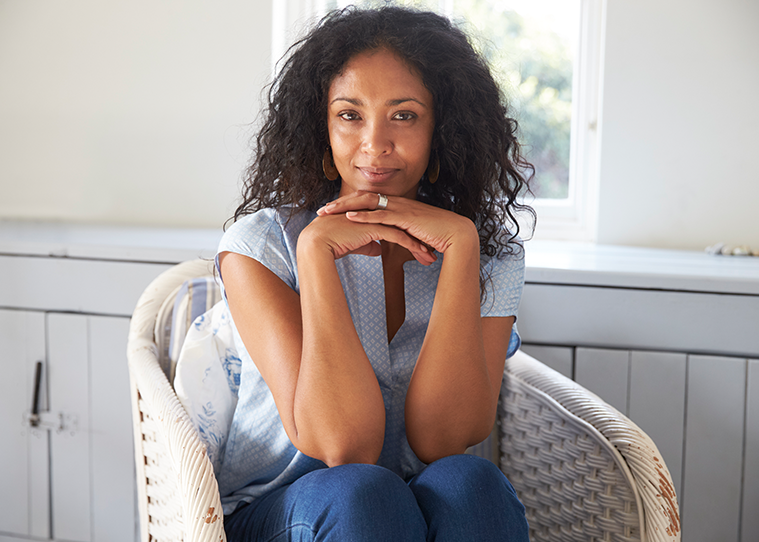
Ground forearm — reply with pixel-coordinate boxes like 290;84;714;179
294;239;385;465
405;228;495;462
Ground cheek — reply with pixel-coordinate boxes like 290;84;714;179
410;132;434;168
328;129;358;164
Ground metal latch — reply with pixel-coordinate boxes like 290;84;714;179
25;361;78;435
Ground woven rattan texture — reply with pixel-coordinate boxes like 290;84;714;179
499;381;641;542
505;353;680;542
139;394;184;541
128;259;226;542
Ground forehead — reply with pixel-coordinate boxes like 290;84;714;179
328;48;431;102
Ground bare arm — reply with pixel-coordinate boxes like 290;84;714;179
402;217;514;463
405;239;513;463
219;213;434;466
320;192;515;463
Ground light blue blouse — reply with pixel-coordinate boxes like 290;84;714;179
215;207;525;515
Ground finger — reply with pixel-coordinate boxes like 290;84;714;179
344;210;404;226
317;192;390;215
409;249;438;266
325;221;430;262
346;211;451;255
382;233;436;265
366;224;433;260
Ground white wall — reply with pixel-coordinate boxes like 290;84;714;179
1;0;757;250
596;0;759;250
0;0;272;229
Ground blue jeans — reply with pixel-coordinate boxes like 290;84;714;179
224;454;529;541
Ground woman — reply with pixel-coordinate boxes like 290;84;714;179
216;6;534;541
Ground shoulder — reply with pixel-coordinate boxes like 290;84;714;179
219;207;316;259
217;207;317;292
481;233;525;274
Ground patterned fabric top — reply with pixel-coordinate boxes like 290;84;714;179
213;206;525;515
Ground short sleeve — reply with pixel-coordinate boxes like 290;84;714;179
480;244;525;359
215;209;299;295
480;246;525;319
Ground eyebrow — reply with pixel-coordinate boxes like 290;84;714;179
330;97;428;108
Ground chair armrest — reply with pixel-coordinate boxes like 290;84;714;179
499;350;680;542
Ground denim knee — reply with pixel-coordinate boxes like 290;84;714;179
292;464;427;541
306;464;411;507
409;455;529;542
225;464;428;542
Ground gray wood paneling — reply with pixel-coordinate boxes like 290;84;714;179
575;347;629;414
520;284;759;358
520;344;574;379
742;359;759;542
628;350;686;499
682;355;745;542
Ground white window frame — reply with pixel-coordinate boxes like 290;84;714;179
273;0;606;242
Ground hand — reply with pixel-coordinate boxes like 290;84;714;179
300;212;437;265
316;191;478;255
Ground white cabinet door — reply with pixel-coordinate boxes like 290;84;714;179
0;309;49;539
89;316;137;542
681;355;746;542
48;313;92;542
47;313;137;542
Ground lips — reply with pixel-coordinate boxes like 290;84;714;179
357;167;399;183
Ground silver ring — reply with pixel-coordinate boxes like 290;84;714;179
376;193;388;210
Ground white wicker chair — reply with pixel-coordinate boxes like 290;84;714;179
127;260;680;542
128;259;225;542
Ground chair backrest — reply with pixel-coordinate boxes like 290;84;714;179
127;259;226;542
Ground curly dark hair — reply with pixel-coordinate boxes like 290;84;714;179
233;5;534;262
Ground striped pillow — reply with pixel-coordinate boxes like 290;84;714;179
153;276;222;384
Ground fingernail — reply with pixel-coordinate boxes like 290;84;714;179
420;245;428;252
346;211;357;217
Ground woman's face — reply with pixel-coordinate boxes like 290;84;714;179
327;48;435;199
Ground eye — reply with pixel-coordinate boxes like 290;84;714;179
338;111;361;121
393;111;417;121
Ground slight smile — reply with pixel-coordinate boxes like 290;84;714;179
357;167;399;182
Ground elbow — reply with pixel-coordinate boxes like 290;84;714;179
409;434;469;465
323;448;381;468
294;422;384;467
318;434;384;467
407;413;496;465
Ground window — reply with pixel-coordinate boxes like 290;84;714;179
273;0;604;240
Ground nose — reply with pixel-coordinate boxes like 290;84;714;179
361;119;393;157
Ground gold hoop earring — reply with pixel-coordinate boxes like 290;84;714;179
427;153;440;184
322;148;339;181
